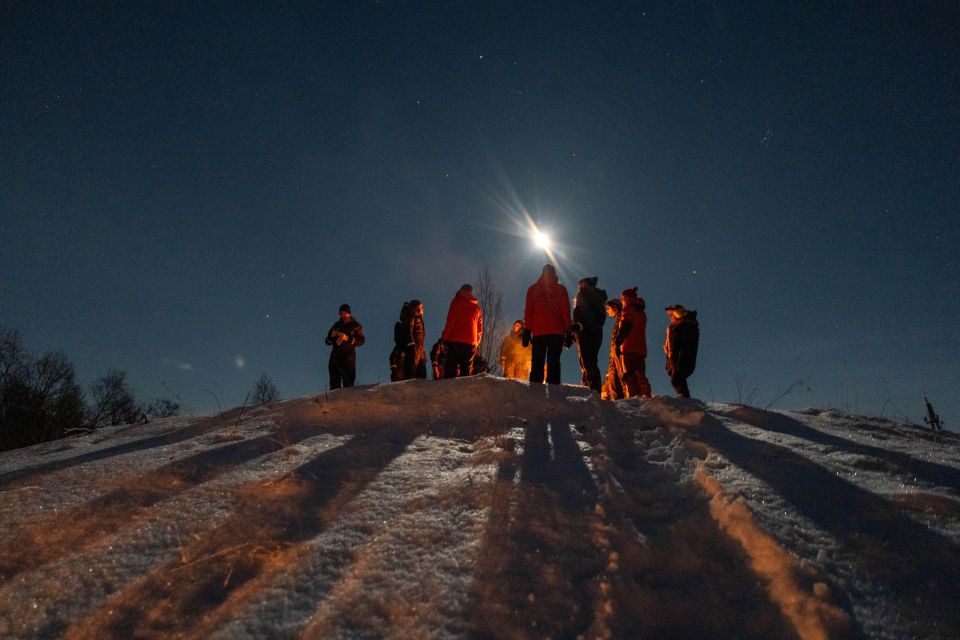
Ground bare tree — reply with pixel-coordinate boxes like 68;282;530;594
86;369;139;429
0;329;86;451
251;373;282;406
475;265;505;376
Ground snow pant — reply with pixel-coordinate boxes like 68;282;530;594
601;350;625;400
577;328;603;392
402;347;427;380
668;366;692;398
621;352;652;398
443;341;476;378
329;350;357;389
530;334;563;385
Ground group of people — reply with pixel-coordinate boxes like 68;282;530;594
324;265;700;399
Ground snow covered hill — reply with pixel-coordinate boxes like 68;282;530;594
1;375;958;640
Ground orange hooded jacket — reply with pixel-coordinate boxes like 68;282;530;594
524;271;572;337
441;289;483;346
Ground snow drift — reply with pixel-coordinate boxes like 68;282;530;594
0;375;958;639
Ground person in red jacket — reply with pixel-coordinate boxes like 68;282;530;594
440;284;483;378
523;264;572;385
615;288;652;398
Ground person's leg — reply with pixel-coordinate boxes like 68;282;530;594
545;335;563;384
343;353;357;388
329;356;343;390
529;337;547;384
637;356;652;398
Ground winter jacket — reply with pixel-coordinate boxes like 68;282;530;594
665;311;699;376
499;328;532;376
524;272;572;337
395;304;426;357
441;290;483;346
616;301;647;357
573;281;607;335
325;318;365;354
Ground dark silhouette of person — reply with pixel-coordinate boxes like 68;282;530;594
664;304;699;398
573;276;607;392
324;304;365;389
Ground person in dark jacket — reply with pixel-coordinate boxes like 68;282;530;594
573;276;607;392
601;299;625;400
325;304;365;389
524;264;572;385
389;301;410;381
392;300;427;381
430;339;446;380
664;304;699;398
616;288;652;398
440;284;483;378
499;320;532;381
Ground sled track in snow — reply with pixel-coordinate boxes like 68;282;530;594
0;377;956;639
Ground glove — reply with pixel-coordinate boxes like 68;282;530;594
334;331;349;346
562;330;574;349
521;329;531;348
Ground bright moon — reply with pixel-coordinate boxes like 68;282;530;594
533;230;551;251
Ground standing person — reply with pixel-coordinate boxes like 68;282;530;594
429;338;446;380
389;301;410;381
601;299;625;400
664;304;700;398
524;264;572;385
392;300;427;381
616;288;652;398
499;320;532;381
573;276;607;392
325;304;365;389
440;284;483;378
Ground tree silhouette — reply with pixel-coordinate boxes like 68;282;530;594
251;374;281;406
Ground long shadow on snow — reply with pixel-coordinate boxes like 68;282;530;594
0;419;332;582
467;416;602;640
596;405;805;640
64;427;418;640
695;413;960;639
0;405;254;489
726;405;960;495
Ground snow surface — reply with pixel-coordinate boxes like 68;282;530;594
0;375;958;639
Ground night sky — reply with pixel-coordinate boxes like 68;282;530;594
2;3;957;425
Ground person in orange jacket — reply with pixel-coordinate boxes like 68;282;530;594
615;288;652;398
440;284;483;378
523;264;572;384
601;299;625;400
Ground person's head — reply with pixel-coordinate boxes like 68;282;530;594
513;320;523;332
665;304;686;322
339;303;351;320
605;299;622;317
458;283;473;296
620;287;638;305
578;276;598;290
409;299;423;316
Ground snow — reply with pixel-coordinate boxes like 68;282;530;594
1;375;958;639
